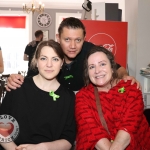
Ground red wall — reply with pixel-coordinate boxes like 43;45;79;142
82;20;128;68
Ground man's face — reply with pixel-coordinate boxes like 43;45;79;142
56;27;85;62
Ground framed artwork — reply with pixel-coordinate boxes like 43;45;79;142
42;30;49;41
55;12;81;40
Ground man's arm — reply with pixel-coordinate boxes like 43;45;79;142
117;66;128;79
23;54;29;61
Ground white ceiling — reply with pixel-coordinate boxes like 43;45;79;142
0;0;103;10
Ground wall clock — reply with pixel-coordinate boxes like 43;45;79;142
37;13;52;28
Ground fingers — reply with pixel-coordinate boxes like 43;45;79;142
9;74;24;83
122;75;142;90
126;76;142;90
136;82;142;90
16;148;26;150
130;78;135;85
122;76;128;82
5;85;11;91
16;144;28;150
6;74;24;90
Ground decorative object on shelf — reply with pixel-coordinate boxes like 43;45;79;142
140;67;150;76
22;0;44;14
37;13;52;28
140;63;150;76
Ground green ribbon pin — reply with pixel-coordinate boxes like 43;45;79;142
118;87;125;93
49;91;60;101
64;75;73;80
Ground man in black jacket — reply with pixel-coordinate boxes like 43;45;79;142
6;17;140;92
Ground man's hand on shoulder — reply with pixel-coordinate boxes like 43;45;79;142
6;74;24;91
122;75;142;90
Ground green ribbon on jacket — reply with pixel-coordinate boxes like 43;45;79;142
49;91;60;101
64;75;73;80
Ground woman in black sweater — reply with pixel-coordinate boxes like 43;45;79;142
0;40;76;150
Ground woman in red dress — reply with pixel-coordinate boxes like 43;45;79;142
75;45;150;150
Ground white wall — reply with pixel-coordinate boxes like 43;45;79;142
136;0;150;86
92;0;125;21
125;0;138;77
125;0;150;91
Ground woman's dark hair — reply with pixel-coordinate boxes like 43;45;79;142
58;17;86;37
83;45;118;86
31;39;64;70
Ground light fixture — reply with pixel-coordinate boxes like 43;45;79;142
22;0;44;14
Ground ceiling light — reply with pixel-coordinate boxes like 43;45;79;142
22;0;44;14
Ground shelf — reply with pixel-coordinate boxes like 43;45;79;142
142;75;150;108
144;77;150;93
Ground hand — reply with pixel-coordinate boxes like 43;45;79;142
5;74;24;91
16;143;47;150
122;75;142;90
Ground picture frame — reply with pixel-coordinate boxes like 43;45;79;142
42;30;49;41
55;12;81;40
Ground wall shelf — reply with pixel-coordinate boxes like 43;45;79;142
142;75;150;108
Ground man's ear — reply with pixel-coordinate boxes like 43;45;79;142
56;34;60;43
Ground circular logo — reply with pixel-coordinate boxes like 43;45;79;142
0;114;19;143
88;33;117;55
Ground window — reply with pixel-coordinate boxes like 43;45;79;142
0;11;32;74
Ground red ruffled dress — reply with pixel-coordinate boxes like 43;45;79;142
75;80;150;150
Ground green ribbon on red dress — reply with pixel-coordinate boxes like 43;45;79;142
118;87;125;93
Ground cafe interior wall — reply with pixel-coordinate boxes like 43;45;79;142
1;0;150;93
0;7;82;40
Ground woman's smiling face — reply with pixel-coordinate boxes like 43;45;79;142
88;51;113;89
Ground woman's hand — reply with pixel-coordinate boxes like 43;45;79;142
6;74;24;91
110;130;131;150
16;143;47;150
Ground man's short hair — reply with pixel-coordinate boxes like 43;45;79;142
58;17;86;37
35;30;43;38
